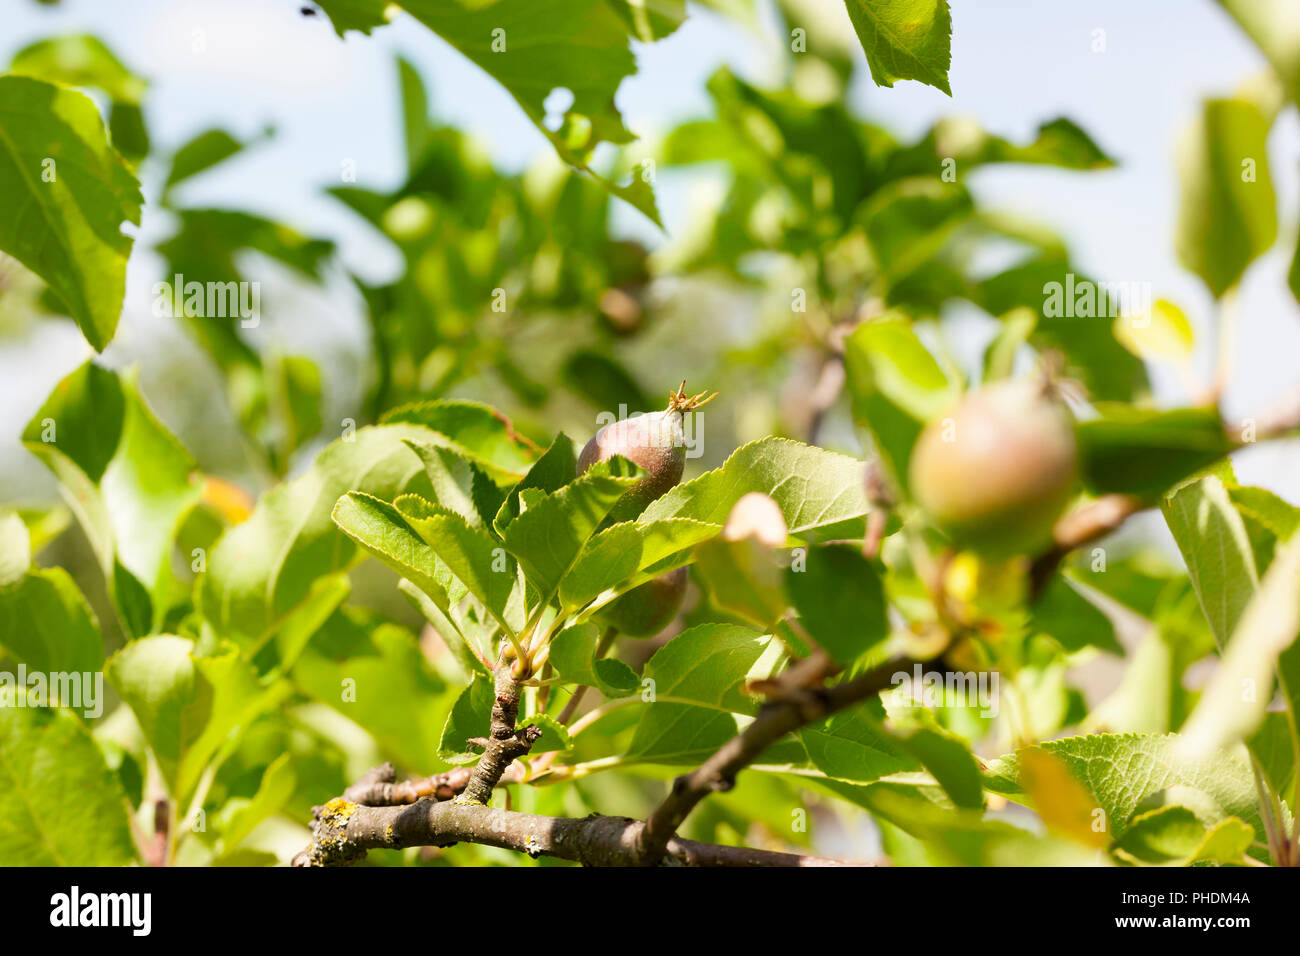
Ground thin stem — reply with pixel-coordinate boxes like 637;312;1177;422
567;695;641;737
1210;287;1238;403
635;657;909;865
1250;755;1283;865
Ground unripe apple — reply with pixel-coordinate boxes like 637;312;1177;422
577;382;713;522
597;567;688;638
908;379;1077;558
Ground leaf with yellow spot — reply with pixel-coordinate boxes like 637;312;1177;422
1016;747;1109;848
1114;298;1195;364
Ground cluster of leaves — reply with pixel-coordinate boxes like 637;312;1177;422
0;0;1299;868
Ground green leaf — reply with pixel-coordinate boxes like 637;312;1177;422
107;636;281;804
1217;0;1300;105
1174;97;1277;297
1113;805;1254;865
817;779;1096;865
381;399;538;482
693;537;789;630
785;544;889;666
560;518;720;611
548;623;639;697
0;76;142;350
984;734;1264;840
0;509;31;587
101;374;202;607
561;350;652;414
644;624;783;714
1114;299;1195;365
1162;475;1259;648
395;494;525;634
843;316;959;492
885;707;983;808
625;624;785;764
925;116;1113;172
22;360;124;486
492;434;577;536
219;753;295;851
316;0;662;224
199;424;437;645
166;126;272;191
1228;484;1300;542
861;178;972;287
519;713;573;755
265;354;323;469
1077;405;1234;497
399;577;490;678
641;437;871;541
10;34;146;104
1177;534;1300;759
402;439;481;525
0;567;103;674
332;491;523;636
501;461;641;604
975;257;1149;402
0;694;136;865
293;611;450;771
1291;224;1300;306
843;0;953;95
23;364;200;630
1248;711;1298;801
273;573;352;671
438;674;496;764
800;700;916;784
1030;574;1122;656
10;36;150;164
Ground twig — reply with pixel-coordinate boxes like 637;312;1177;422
634;657;909;865
458;665;542;805
1254;382;1300;441
341;762;522;806
145;798;169;868
292;798;859;867
1029;493;1144;598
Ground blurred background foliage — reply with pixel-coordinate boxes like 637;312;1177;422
1;0;1299;867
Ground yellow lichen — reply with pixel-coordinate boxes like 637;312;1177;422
321;797;359;826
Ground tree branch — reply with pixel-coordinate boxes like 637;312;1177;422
458;666;542;805
291;797;858;867
1029;492;1145;597
635;657;908;865
341;762;521;806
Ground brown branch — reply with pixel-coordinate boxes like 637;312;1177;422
145;798;169;868
1022;385;1300;600
458;666;542;805
291;798;860;867
341;762;523;806
635;656;909;866
1253;382;1300;440
1029;492;1145;597
861;459;895;560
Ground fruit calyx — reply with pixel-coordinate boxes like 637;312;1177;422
666;380;717;417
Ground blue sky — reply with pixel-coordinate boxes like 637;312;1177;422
2;0;1298;502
